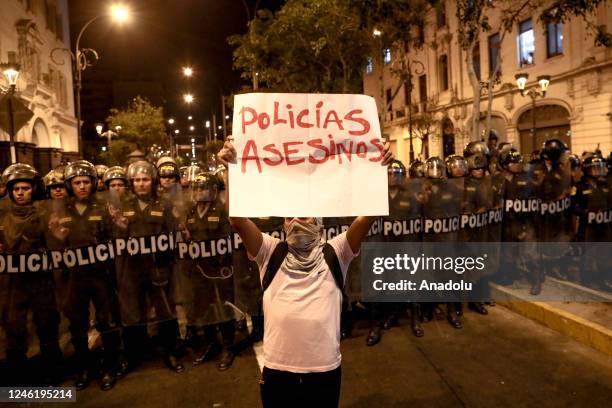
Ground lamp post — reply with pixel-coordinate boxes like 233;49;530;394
515;73;551;142
50;4;130;157
95;123;118;150
1;61;21;163
406;59;425;162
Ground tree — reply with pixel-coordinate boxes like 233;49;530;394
229;0;370;93
101;97;168;165
456;0;542;141
540;0;612;48
355;0;434;160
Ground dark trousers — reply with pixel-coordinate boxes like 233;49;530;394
260;366;341;408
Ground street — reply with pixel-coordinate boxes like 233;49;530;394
48;305;612;408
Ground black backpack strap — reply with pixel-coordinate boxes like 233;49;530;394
262;241;289;291
323;243;344;290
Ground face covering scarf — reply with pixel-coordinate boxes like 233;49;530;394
283;218;326;274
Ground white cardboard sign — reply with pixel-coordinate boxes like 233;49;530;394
229;93;389;217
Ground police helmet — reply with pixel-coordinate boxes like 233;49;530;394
582;154;607;178
425;157;446;179
409;160;425;178
103;166;128;187
499;148;523;169
2;163;40;202
388;160;406;176
127;160;158;185
156;156;180;180
568;154;581;170
64;160;98;195
94;165;109;179
467;154;488;171
445;155;468;178
463;141;490;159
44;169;65;190
540;139;568;163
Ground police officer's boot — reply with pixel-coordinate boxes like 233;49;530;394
159;319;184;373
72;337;91;391
40;341;63;386
446;303;462;329
468;302;488;315
100;330;121;391
217;320;235;371
366;325;382;346
194;325;221;365
410;303;424;338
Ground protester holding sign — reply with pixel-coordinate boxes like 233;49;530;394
218;90;392;408
0;163;62;386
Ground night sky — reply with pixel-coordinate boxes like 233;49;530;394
68;0;283;135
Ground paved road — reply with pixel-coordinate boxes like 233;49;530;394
45;305;612;408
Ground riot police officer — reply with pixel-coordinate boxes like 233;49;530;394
95;164;109;192
409;159;425;178
114;160;184;373
44;169;68;200
0;164;62;386
183;169;236;370
103;166;128;199
499;148;541;293
48;160;120;390
573;154;612;290
422;157;463;329
156;156;181;197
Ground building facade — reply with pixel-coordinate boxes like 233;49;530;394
363;0;612;163
0;0;78;171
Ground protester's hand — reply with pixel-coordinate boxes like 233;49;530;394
218;136;237;168
381;141;394;166
108;204;128;230
178;223;191;242
48;213;70;241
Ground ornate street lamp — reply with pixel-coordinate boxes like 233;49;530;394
515;73;552;139
1;61;21;163
50;4;131;156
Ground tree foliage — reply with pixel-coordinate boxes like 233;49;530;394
101;97;168;165
229;0;370;93
540;0;612;47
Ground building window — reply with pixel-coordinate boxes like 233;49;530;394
56;13;64;42
366;57;373;74
26;0;33;12
438;54;449;91
418;74;427;104
473;42;481;80
518;19;535;66
546;21;563;57
383;48;391;65
385;88;392;112
417;24;425;45
436;3;447;28
488;33;501;76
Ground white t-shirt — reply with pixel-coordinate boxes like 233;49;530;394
250;232;357;373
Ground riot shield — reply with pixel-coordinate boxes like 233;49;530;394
382;178;424;243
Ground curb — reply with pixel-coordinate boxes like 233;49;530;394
490;283;612;357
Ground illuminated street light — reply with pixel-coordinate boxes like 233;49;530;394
50;3;132;155
184;93;194;104
174;129;180;134
168;118;175;125
225;115;230;120
189;125;195;131
188;115;193;120
183;66;193;77
373;28;382;37
205;120;210;128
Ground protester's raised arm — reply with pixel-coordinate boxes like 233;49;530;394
218;138;263;258
346;216;377;254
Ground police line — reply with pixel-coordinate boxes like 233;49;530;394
0;225;348;274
